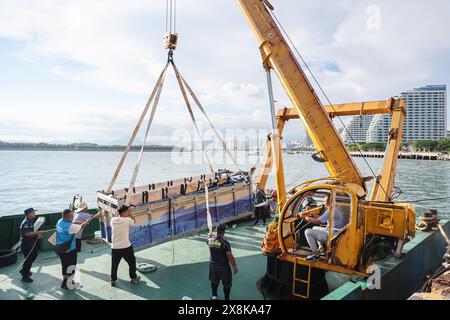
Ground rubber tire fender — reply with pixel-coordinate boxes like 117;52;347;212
0;249;17;268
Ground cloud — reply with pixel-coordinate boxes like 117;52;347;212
0;0;448;144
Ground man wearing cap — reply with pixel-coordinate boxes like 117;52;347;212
56;208;92;289
207;224;238;300
73;202;99;252
110;205;140;287
19;208;44;283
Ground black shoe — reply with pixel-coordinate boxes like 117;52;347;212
252;221;259;226
61;281;68;289
19;269;32;276
21;276;33;283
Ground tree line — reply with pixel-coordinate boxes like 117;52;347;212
348;138;450;152
0;141;175;151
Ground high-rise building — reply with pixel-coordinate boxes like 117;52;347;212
304;131;313;147
344;115;374;144
400;85;447;142
344;85;448;144
367;114;391;143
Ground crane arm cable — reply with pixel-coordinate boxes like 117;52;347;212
268;8;389;199
174;64;244;174
171;60;215;173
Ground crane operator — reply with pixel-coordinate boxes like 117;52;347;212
303;195;349;262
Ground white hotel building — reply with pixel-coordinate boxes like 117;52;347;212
344;85;447;143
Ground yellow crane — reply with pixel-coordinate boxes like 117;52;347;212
236;0;415;299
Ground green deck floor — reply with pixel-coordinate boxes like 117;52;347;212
0;221;267;300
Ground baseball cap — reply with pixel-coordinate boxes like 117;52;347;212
24;208;37;215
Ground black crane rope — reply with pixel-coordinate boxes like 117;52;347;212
266;6;390;200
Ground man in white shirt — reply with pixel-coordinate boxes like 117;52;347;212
110;205;140;287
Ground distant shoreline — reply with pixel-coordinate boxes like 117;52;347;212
0;142;176;152
0;148;174;152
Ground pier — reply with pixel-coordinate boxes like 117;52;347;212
350;151;450;161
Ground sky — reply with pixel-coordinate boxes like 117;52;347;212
0;0;449;145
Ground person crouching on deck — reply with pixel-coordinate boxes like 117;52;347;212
207;224;238;300
56;209;91;289
110;205;140;287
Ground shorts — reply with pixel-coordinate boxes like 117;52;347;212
209;264;232;288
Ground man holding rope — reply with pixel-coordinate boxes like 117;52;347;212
19;208;44;283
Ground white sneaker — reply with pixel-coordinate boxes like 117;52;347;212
210;295;218;300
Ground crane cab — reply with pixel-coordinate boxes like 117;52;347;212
273;180;416;276
277;182;366;275
259;180;416;299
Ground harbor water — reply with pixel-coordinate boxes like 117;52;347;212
0;150;449;218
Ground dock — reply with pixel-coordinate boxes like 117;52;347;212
350;151;449;161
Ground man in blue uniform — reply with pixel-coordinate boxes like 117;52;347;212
19;208;44;283
56;208;91;289
207;224;238;300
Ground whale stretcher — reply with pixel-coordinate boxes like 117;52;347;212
96;170;254;251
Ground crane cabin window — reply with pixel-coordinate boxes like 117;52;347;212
279;188;354;258
280;189;331;255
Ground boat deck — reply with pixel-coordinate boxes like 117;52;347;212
0;221;267;300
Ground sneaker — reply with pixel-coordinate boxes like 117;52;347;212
210;295;218;300
110;280;117;287
21;276;33;283
305;254;320;262
130;276;141;284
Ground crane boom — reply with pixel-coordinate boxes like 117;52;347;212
236;0;366;191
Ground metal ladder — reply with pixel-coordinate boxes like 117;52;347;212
292;258;312;299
